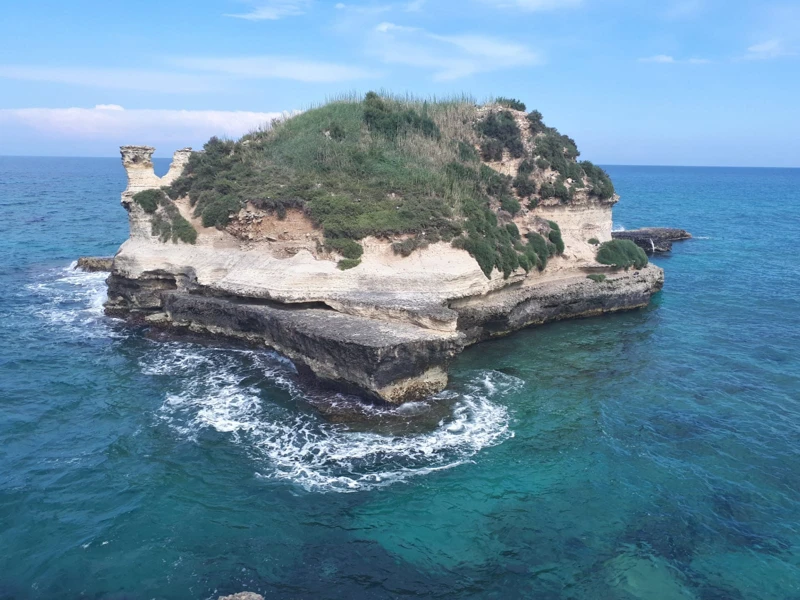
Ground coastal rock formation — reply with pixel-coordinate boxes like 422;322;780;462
218;593;264;600
76;256;114;272
612;228;691;253
104;96;665;403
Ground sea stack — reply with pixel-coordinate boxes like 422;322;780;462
104;94;664;403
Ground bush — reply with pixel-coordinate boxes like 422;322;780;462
518;159;534;176
540;182;555;199
596;239;648;270
149;199;197;244
581;161;615;199
513;175;536;197
587;274;607;282
526;110;546;135
480;165;511;197
478;111;524;159
588;237;600;245
458;141;479;162
505;222;520;240
496;97;526;111
133;189;164;214
337;258;361;270
326;238;364;260
392;236;434;256
500;195;521;215
480;139;504;162
200;194;241;228
554;178;572;202
525;232;549;270
548;225;565;254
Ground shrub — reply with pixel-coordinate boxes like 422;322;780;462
518;159;534;176
581;161;615;199
337;258;361;270
326;238;364;260
587;274;607;282
496;97;526;111
596;239;648;270
554;178;572;202
505;222;520;240
200;194;241;228
526;110;546;135
478;111;524;159
480;139;504;162
513;175;536;197
540;182;555;199
133;189;164;214
500;195;521;215
548;225;565;254
588;237;600;245
525;232;549;270
535;157;550;170
480;165;511;197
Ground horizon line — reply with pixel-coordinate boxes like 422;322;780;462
1;154;798;170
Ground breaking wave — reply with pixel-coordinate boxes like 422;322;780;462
31;261;517;493
25;262;114;338
147;344;517;493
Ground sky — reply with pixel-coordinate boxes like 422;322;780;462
0;0;798;166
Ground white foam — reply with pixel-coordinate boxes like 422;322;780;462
149;343;519;493
25;263;114;338
612;224;626;232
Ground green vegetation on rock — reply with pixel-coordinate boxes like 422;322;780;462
596;239;648;270
587;273;607;282
133;189;163;214
588;237;600;245
166;92;615;277
134;189;197;244
495;97;526;111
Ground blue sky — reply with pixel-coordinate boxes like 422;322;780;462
0;0;797;166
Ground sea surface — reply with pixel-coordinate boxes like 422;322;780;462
0;157;798;600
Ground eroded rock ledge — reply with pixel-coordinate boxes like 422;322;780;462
613;228;692;253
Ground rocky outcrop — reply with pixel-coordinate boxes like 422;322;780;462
104;144;665;404
612;228;691;253
76;256;114;272
218;593;264;600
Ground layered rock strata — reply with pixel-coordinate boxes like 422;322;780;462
105;145;664;403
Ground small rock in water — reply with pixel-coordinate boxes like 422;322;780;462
218;593;264;600
76;256;114;272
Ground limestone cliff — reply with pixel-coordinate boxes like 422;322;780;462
105;96;664;403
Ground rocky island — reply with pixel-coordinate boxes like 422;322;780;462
103;94;664;403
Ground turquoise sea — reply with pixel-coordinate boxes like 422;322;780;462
1;158;798;599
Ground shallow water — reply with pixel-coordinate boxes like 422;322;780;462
0;158;798;599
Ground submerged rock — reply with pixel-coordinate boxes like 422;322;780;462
76;256;114;272
612;228;692;253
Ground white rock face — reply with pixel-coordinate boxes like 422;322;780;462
113;146;620;328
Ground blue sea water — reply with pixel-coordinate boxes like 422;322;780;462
0;157;799;600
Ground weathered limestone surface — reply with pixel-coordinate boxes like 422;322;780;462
613;228;692;253
76;256;114;272
105;145;666;403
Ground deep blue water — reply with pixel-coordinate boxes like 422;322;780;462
1;158;799;599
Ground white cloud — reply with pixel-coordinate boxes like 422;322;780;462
370;22;541;80
0;105;286;142
0;66;215;93
639;55;676;63
743;39;795;60
478;0;582;12
169;56;378;83
224;0;311;20
638;55;711;64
